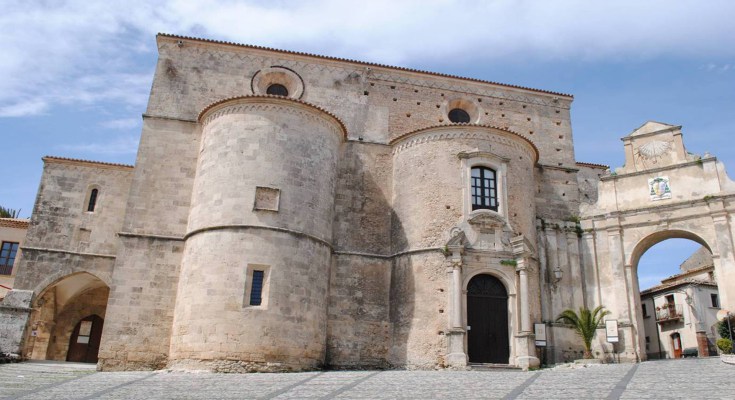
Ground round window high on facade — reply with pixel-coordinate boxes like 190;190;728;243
266;83;289;97
448;108;471;123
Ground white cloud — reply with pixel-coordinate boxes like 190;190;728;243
58;134;139;155
0;99;48;117
100;118;141;130
0;0;733;118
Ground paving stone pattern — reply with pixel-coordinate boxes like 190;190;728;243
1;358;733;399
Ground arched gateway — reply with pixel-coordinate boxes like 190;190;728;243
572;122;735;362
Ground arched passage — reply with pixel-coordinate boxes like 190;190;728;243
630;231;720;360
26;272;109;363
466;273;510;364
628;229;712;270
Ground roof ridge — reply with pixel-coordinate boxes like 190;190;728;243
43;156;134;169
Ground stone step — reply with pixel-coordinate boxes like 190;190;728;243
468;363;523;371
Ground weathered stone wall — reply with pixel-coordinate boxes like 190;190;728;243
0;290;33;354
326;255;392;368
391;126;538;252
21;158;132;257
333;142;393;255
149;36;574;168
121;117;199;237
167;97;342;371
170;230;330;371
389;252;448;368
98;236;182;370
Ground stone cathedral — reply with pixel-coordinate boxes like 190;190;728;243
2;34;735;372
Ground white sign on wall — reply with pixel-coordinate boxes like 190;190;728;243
534;323;547;347
605;320;619;343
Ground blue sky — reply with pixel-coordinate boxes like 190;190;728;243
1;1;733;286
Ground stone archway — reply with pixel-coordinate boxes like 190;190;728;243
577;122;735;362
628;230;719;360
25;272;109;362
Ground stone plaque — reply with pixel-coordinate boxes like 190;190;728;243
254;186;280;211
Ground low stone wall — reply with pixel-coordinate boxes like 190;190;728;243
0;290;33;355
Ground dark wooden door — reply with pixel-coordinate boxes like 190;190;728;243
67;315;104;363
467;274;509;364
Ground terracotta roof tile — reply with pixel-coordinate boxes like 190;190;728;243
0;218;29;229
576;161;609;169
43;156;134;169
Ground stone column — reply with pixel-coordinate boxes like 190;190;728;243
517;261;531;333
511;235;540;371
708;199;735;311
445;242;467;367
579;228;600;309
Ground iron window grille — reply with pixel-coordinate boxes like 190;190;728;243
471;167;498;211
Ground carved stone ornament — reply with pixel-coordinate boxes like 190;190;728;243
637;140;672;163
467;212;505;230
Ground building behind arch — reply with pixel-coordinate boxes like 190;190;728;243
2;33;735;371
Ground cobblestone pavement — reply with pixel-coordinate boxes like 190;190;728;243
1;358;733;399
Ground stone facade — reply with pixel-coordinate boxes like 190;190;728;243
3;34;735;371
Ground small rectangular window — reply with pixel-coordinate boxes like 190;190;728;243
711;293;720;308
244;264;270;308
0;241;19;275
642;303;649;318
249;270;264;306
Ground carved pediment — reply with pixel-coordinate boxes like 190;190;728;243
468;212;505;230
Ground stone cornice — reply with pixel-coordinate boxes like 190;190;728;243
20;246;116;259
390;124;539;163
197;95;347;139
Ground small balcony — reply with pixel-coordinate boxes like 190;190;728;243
0;264;13;276
655;304;683;324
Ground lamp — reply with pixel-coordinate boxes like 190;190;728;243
553;266;563;281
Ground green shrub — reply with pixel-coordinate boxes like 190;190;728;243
717;338;733;354
717;318;735;340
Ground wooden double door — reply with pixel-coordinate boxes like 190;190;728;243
467;274;510;364
66;315;104;363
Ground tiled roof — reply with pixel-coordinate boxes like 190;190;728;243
661;263;714;284
43;156;134;169
158;33;574;99
576;161;609;169
641;278;717;296
0;218;29;229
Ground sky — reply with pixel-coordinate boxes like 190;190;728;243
1;1;733;285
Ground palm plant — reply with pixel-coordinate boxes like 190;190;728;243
556;306;611;359
0;206;20;218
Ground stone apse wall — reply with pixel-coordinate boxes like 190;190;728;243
3;34;734;370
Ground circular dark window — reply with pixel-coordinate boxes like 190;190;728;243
448;108;471;123
266;83;289;96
